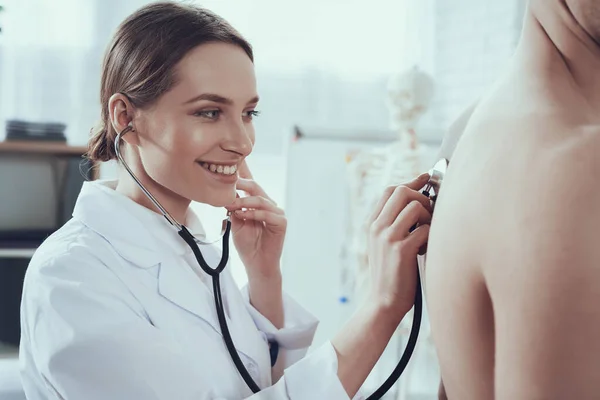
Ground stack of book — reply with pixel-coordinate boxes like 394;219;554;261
5;119;67;142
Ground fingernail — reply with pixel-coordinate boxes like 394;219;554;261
420;173;430;179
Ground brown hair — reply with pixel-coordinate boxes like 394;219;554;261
87;1;253;162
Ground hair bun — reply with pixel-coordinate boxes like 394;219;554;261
86;119;115;163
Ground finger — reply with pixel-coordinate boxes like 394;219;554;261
391;201;432;239
366;186;396;226
367;173;430;226
403;172;432;191
405;224;430;253
226;196;284;214
235;178;275;204
233;209;287;229
238;160;254;179
375;185;432;230
418;242;428;256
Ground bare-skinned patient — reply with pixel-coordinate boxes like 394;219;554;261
425;0;600;398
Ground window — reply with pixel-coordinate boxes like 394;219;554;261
0;0;94;48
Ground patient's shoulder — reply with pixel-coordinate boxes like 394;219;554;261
538;123;599;188
481;123;600;300
515;123;600;247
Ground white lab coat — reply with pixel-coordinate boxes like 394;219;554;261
19;180;362;400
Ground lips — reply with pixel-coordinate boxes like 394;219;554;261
197;161;238;176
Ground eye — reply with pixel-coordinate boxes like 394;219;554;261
194;110;221;119
244;110;261;120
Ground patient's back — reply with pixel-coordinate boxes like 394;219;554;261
424;74;600;399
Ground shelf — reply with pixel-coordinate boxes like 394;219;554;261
0;140;99;179
0;249;37;258
0;141;88;156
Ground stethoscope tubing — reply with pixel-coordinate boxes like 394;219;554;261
113;124;423;399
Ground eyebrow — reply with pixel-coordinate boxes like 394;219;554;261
183;93;260;106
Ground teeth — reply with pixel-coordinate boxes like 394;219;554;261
200;162;238;176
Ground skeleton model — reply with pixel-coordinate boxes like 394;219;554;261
340;66;436;398
341;65;434;300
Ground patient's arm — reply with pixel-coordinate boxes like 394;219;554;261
424;101;479;399
432;101;479;400
489;144;600;399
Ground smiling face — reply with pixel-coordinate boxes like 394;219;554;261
132;42;259;207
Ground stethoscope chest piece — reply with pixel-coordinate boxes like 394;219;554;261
424;158;448;208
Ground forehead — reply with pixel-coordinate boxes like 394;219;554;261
170;42;257;103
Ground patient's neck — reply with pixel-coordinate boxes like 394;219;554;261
515;0;600;116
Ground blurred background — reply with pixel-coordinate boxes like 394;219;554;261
0;0;526;399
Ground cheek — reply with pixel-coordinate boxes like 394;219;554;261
158;122;216;162
184;126;224;160
137;131;194;184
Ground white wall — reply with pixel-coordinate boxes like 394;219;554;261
0;0;431;149
431;0;526;130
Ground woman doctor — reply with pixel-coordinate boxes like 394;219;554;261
19;2;433;399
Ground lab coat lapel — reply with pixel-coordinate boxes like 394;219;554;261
157;250;266;372
157;254;221;335
220;270;272;376
195;246;270;370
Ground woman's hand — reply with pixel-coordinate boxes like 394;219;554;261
225;161;286;281
366;173;433;318
332;173;433;397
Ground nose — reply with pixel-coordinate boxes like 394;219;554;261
221;118;253;157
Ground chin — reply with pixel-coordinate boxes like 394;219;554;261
192;187;237;208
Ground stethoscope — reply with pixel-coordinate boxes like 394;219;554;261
115;124;448;399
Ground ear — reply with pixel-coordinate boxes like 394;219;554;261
108;93;138;145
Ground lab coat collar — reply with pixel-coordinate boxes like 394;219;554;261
72;180;207;268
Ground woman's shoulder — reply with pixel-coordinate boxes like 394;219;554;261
20;219;150;352
26;219;119;283
22;219;147;320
